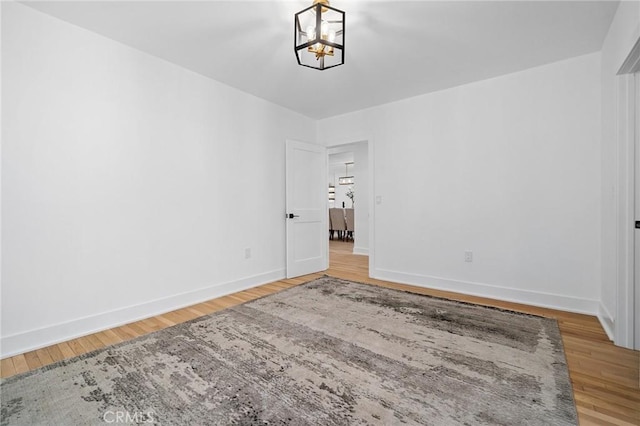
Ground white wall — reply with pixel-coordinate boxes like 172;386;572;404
1;3;316;357
599;1;640;342
319;53;602;314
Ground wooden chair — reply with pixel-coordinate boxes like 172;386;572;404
329;211;334;240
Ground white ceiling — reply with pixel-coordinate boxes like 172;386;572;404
23;1;619;119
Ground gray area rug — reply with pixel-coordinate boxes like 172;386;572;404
1;276;577;425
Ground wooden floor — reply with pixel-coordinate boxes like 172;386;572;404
2;239;639;425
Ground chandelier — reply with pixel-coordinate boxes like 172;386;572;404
294;0;345;70
339;162;354;185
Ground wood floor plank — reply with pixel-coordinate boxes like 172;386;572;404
57;342;77;359
224;294;248;305
155;315;177;328
67;338;89;356
161;311;189;325
110;327;136;342
208;298;236;309
571;372;640;399
188;303;215;316
119;325;143;339
200;300;226;313
11;354;30;374
125;322;149;337
185;307;208;318
23;351;43;370
94;331;121;347
574;390;639;421
76;336;98;353
85;334;107;351
140;318;166;332
578;408;638;426
0;358;16;378
102;329;125;344
34;348;54;367
46;345;66;363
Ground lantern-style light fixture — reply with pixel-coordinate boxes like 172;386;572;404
339;162;354;185
294;0;345;70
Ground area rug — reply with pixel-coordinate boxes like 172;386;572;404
1;276;577;425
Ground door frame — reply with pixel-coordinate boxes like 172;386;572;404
616;36;640;349
325;137;375;276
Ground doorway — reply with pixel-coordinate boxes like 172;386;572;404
326;141;372;278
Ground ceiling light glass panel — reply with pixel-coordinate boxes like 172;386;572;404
294;2;345;70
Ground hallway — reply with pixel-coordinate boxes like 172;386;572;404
328;239;368;281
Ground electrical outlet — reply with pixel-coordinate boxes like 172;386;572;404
244;248;251;259
464;251;473;262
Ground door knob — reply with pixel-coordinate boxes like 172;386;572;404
287;213;300;219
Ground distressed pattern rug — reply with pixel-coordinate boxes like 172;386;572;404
1;276;577;425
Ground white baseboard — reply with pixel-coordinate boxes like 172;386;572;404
353;246;369;256
597;303;615;341
1;269;285;359
372;268;599;316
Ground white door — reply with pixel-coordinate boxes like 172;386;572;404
285;140;328;278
